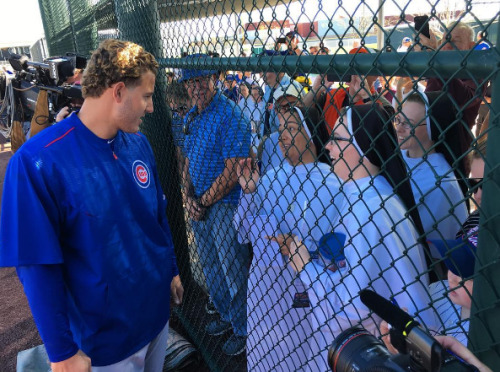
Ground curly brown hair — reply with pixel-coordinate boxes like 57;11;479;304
82;39;159;98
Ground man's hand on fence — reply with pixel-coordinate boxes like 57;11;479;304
237;158;259;194
51;350;91;372
171;275;184;306
186;196;206;221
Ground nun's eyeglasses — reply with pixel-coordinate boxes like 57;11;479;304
276;102;298;114
393;116;426;130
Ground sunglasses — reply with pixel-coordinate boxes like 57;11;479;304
467;178;483;193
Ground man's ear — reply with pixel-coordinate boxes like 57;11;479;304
112;82;127;103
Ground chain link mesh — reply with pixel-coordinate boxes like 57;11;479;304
37;0;500;370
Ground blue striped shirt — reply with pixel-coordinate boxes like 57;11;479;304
184;91;251;204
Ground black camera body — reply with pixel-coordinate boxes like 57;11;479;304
327;290;479;372
329;326;478;372
2;53;85;127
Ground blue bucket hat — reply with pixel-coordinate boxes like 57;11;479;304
428;237;477;279
179;53;218;82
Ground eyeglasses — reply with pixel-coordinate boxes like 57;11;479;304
467;178;483;194
393;116;427;130
275;102;298;114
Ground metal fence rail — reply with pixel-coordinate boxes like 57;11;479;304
37;0;500;370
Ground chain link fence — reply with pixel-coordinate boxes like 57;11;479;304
35;0;500;370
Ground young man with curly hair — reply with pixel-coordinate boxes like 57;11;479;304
0;39;183;372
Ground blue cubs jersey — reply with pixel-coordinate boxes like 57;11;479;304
0;113;178;365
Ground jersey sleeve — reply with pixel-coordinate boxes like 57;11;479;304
0;151;63;266
17;264;79;362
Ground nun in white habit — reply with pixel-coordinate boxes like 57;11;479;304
235;106;344;372
274;104;439;372
395;91;468;250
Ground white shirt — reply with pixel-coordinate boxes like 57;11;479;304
300;175;437;372
402;151;468;256
235;162;343;372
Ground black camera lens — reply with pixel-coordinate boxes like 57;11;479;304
328;326;402;372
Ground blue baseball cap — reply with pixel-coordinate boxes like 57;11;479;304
429;238;477;278
179;54;219;82
403;37;412;43
319;232;346;261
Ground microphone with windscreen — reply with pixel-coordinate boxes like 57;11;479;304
360;289;443;371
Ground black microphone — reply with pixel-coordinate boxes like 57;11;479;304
359;289;418;335
360;289;443;372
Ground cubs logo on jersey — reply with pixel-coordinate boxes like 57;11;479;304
132;160;151;188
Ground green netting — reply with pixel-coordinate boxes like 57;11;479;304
33;0;500;370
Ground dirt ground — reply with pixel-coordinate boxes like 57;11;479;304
0;143;43;372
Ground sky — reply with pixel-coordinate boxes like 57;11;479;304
0;0;45;48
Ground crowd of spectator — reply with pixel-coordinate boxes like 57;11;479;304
167;18;493;371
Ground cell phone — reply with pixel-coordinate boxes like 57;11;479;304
327;74;351;83
414;15;430;39
276;37;287;44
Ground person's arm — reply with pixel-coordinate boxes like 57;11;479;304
395;77;411;106
237;157;260;194
302;74;333;108
180;157;206;221
199;156;241;206
16;265;90;371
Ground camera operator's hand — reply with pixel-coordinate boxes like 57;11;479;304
380;320;400;355
55;106;72;123
435;336;492;372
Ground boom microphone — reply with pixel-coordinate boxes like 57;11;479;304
359;289;418;335
360;289;442;372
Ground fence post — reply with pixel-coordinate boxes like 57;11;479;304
468;23;500;367
113;0;194;286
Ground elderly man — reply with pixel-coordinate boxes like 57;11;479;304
0;39;183;371
419;21;485;130
180;54;251;355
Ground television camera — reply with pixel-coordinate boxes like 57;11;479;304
0;53;85;136
328;289;480;372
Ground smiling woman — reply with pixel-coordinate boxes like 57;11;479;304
282;104;437;372
235;106;343;372
396;92;469;249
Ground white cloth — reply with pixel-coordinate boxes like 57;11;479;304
428;281;469;346
92;321;169;372
300;175;437;372
238;97;265;127
402;151;468;256
236;162;343;372
391;82;426;108
260;132;284;176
